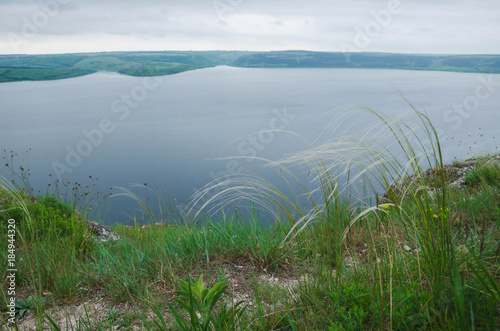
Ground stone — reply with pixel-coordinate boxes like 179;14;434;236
380;160;482;201
86;221;120;243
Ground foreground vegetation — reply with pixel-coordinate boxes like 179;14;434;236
1;110;499;330
1;51;500;82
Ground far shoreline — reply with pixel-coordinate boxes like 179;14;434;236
1;50;499;83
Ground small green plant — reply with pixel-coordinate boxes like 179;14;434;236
165;274;246;331
464;161;500;187
464;167;482;187
95;308;121;329
14;296;46;321
2;194;79;235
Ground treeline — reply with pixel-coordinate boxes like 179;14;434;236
233;51;500;73
1;50;499;82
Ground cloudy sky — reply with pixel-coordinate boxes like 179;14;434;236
1;0;499;55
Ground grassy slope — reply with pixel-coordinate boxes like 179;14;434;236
0;51;249;83
1;111;499;329
0;51;499;83
233;51;500;73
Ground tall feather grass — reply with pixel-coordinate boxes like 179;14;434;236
185;106;498;329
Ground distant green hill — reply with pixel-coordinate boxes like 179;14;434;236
0;51;249;82
233;51;500;73
0;51;499;83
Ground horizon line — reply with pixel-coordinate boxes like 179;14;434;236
2;50;500;57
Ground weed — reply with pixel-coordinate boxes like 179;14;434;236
14;296;46;321
157;274;246;330
464;160;500;187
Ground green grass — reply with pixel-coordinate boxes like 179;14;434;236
464;157;500;188
1;109;499;330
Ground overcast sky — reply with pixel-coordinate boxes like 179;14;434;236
1;0;499;55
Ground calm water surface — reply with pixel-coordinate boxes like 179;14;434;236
1;67;499;224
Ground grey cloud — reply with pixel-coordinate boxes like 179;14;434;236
0;0;499;54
